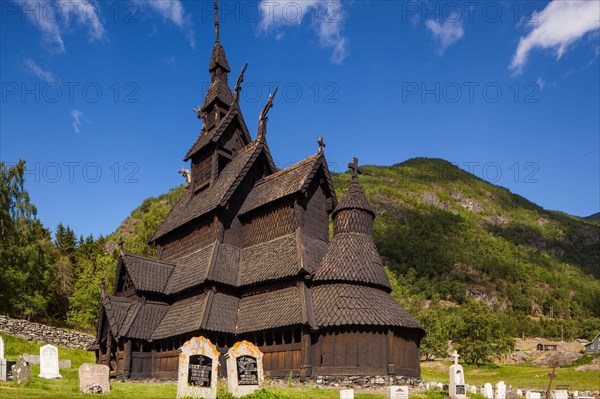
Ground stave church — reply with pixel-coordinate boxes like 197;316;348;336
94;1;424;380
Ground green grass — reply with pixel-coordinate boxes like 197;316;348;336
421;361;600;390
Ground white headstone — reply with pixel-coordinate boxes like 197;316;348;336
225;341;264;398
177;337;219;399
78;363;110;394
340;389;354;399
449;351;466;399
0;338;5;382
39;344;61;379
495;381;507;399
0;336;4;359
526;391;541;399
470;386;478;394
387;385;409;399
573;391;578;398
517;389;523;397
551;391;568;399
484;383;494;399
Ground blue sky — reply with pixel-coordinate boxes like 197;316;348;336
1;0;599;238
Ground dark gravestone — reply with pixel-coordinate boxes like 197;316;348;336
236;355;258;386
188;355;212;387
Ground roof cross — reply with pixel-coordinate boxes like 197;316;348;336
317;136;326;153
348;157;362;182
214;0;220;42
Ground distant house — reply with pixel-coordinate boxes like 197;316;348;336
536;339;558;351
584;333;600;354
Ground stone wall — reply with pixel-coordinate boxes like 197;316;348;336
0;316;95;350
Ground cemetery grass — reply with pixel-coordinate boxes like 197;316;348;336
421;361;600;390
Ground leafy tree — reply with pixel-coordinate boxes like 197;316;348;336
452;300;514;365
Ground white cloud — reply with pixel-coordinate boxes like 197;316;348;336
134;0;195;48
258;0;348;64
19;0;106;54
510;0;600;74
425;16;464;55
70;110;84;133
24;58;55;82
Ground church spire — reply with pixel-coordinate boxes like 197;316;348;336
214;0;219;42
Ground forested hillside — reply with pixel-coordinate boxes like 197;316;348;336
2;158;599;363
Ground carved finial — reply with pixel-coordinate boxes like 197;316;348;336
193;105;202;118
257;86;279;138
101;277;107;297
178;167;191;186
214;0;220;42
317;136;326;153
118;239;125;256
233;63;248;104
348;157;362;182
452;350;459;365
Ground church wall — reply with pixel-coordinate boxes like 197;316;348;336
158;215;215;261
391;328;421;377
241;200;296;247
192;147;213;189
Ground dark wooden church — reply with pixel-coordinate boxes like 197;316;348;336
95;1;424;380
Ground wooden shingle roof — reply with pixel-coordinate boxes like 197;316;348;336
313;232;391;291
102;296;134;337
239;153;336;215
201;77;233;112
151;140;265;242
165;243;216;294
204;292;239;333
151;294;209;340
121;301;170;340
238;233;299;286
209;41;231;72
312;284;423;330
121;253;175;293
333;180;376;217
184;104;251;161
237;286;304;333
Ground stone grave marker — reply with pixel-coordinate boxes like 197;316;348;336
39;344;62;379
517;389;523;397
11;359;31;384
387;385;409;399
21;353;71;368
496;381;507;399
79;363;110;394
551;391;569;399
225;340;264;397
470;386;478;394
340;389;354;399
484;383;494;399
177;336;220;399
0;336;5;382
526;391;541;399
449;351;466;399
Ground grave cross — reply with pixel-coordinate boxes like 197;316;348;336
317;136;326;153
348;157;362;182
452;350;460;365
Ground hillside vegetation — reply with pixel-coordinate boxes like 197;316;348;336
1;159;599;360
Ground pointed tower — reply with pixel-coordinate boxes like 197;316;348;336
184;0;252;191
312;158;424;377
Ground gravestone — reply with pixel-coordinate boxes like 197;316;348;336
387;385;409;399
11;359;31;384
79;363;110;394
551;391;568;399
225;341;264;397
517;389;523;397
526;391;541;399
39;344;62;379
484;383;494;399
340;389;354;399
449;351;466;399
0;336;5;382
470;386;478;394
177;336;219;399
496;381;507;399
21;353;71;368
